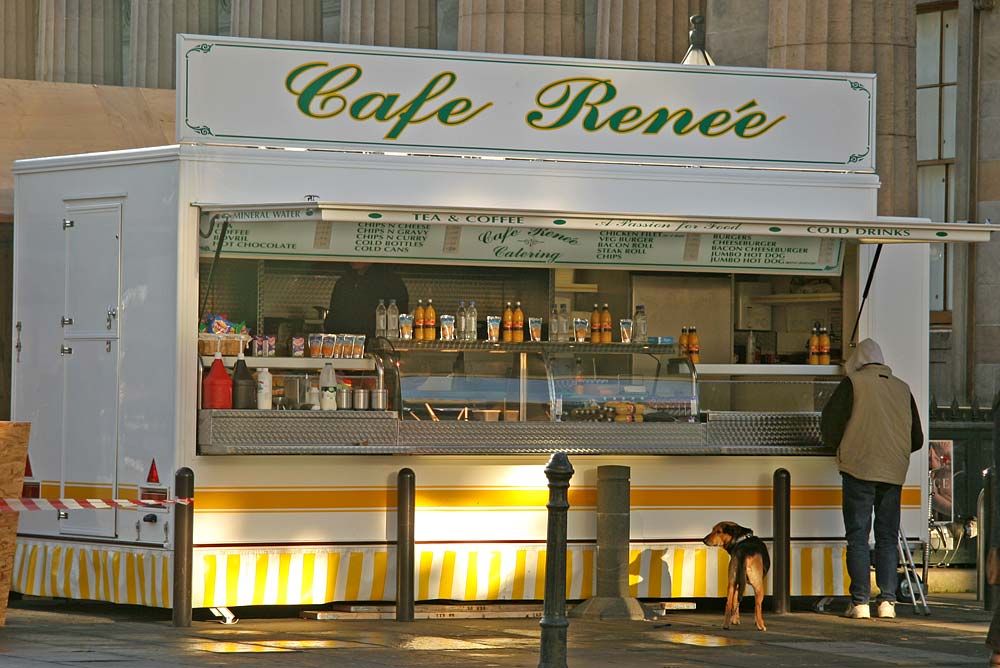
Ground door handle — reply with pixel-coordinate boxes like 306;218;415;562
106;307;117;330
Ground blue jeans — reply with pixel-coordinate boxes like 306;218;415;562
842;472;901;605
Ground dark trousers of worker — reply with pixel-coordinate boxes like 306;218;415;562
842;472;901;605
988;604;1000;651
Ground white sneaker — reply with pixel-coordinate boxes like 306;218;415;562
843;603;871;619
876;601;896;618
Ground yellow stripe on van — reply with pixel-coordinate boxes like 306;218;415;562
534;550;547;600
512;550;527;600
276;553;292;605
693;549;707;598
580;549;594;599
324;553;340;602
439;551;456;600
800;547;813;596
346;552;364;600
253;554;269;605
226;554;241;605
370;551;387;602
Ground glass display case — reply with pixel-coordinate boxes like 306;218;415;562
371;340;696;423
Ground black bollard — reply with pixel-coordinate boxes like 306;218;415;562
772;468;791;615
539;452;574;668
172;467;194;627
396;468;415;622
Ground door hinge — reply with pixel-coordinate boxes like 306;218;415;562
60;345;73;356
62;219;75;230
61;316;74;327
15;321;21;363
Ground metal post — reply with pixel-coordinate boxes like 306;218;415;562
172;467;194;627
539;453;574;668
396;468;415;622
570;465;643;619
986;467;996;611
979;486;986;602
772;468;791;615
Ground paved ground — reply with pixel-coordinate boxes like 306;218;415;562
0;594;995;667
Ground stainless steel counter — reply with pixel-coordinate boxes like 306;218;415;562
197;410;830;456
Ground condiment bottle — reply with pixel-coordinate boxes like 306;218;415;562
231;351;256;409
320;362;338;410
600;303;612;343
590;304;601;342
808;323;820;365
202;352;233;409
512;301;525;342
819;326;831;365
679;326;689;354
414;299;425;341
256;367;272;410
502;301;514;342
424;299;437;341
688;326;701;364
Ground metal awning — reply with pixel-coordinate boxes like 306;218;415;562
194;202;996;243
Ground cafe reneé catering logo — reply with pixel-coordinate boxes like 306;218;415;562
283;61;786;142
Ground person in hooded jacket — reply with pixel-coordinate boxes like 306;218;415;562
821;338;923;620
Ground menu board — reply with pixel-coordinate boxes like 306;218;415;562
199;219;844;275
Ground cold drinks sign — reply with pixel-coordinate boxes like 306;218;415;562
177;35;875;171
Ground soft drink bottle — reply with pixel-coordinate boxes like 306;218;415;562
634;305;648;342
512;301;524;342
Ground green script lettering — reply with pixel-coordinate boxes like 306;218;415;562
526;78;786;139
285;62;493;140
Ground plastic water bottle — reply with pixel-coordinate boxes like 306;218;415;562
634;305;648;343
386;299;399;339
466;301;478;340
456;301;467;341
320;363;338;410
375;299;387;338
558;304;570;342
256;367;272;410
550;304;560;341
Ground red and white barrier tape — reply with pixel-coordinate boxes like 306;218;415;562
0;498;193;513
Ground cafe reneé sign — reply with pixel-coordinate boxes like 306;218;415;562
177;35;875;171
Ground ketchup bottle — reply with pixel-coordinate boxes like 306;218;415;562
202;352;233;409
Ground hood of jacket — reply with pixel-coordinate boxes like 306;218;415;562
846;338;885;373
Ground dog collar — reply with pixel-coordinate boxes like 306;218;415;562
728;532;753;551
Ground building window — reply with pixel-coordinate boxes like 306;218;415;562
916;4;958;320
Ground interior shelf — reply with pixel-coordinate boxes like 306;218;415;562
201;356;375;370
750;292;842;304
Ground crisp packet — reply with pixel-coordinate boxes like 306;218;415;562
291;336;306;358
353;335;366;359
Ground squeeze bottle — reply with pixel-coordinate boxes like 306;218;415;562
202;352;233;409
231;352;256;409
256;367;272;410
320;363;338;410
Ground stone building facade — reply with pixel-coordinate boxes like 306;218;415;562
0;0;996;409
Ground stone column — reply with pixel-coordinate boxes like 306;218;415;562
0;0;37;80
768;0;917;218
595;0;703;63
36;0;125;84
458;0;585;57
340;0;437;49
705;0;768;67
229;0;322;42
128;0;217;89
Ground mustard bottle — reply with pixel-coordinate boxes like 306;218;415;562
424;299;437;342
600;303;612;343
502;301;514;342
512;301;525;342
687;326;701;364
808;323;819;365
818;325;831;365
414;299;425;342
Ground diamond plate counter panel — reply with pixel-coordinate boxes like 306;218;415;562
705;411;828;449
198;410;399;453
